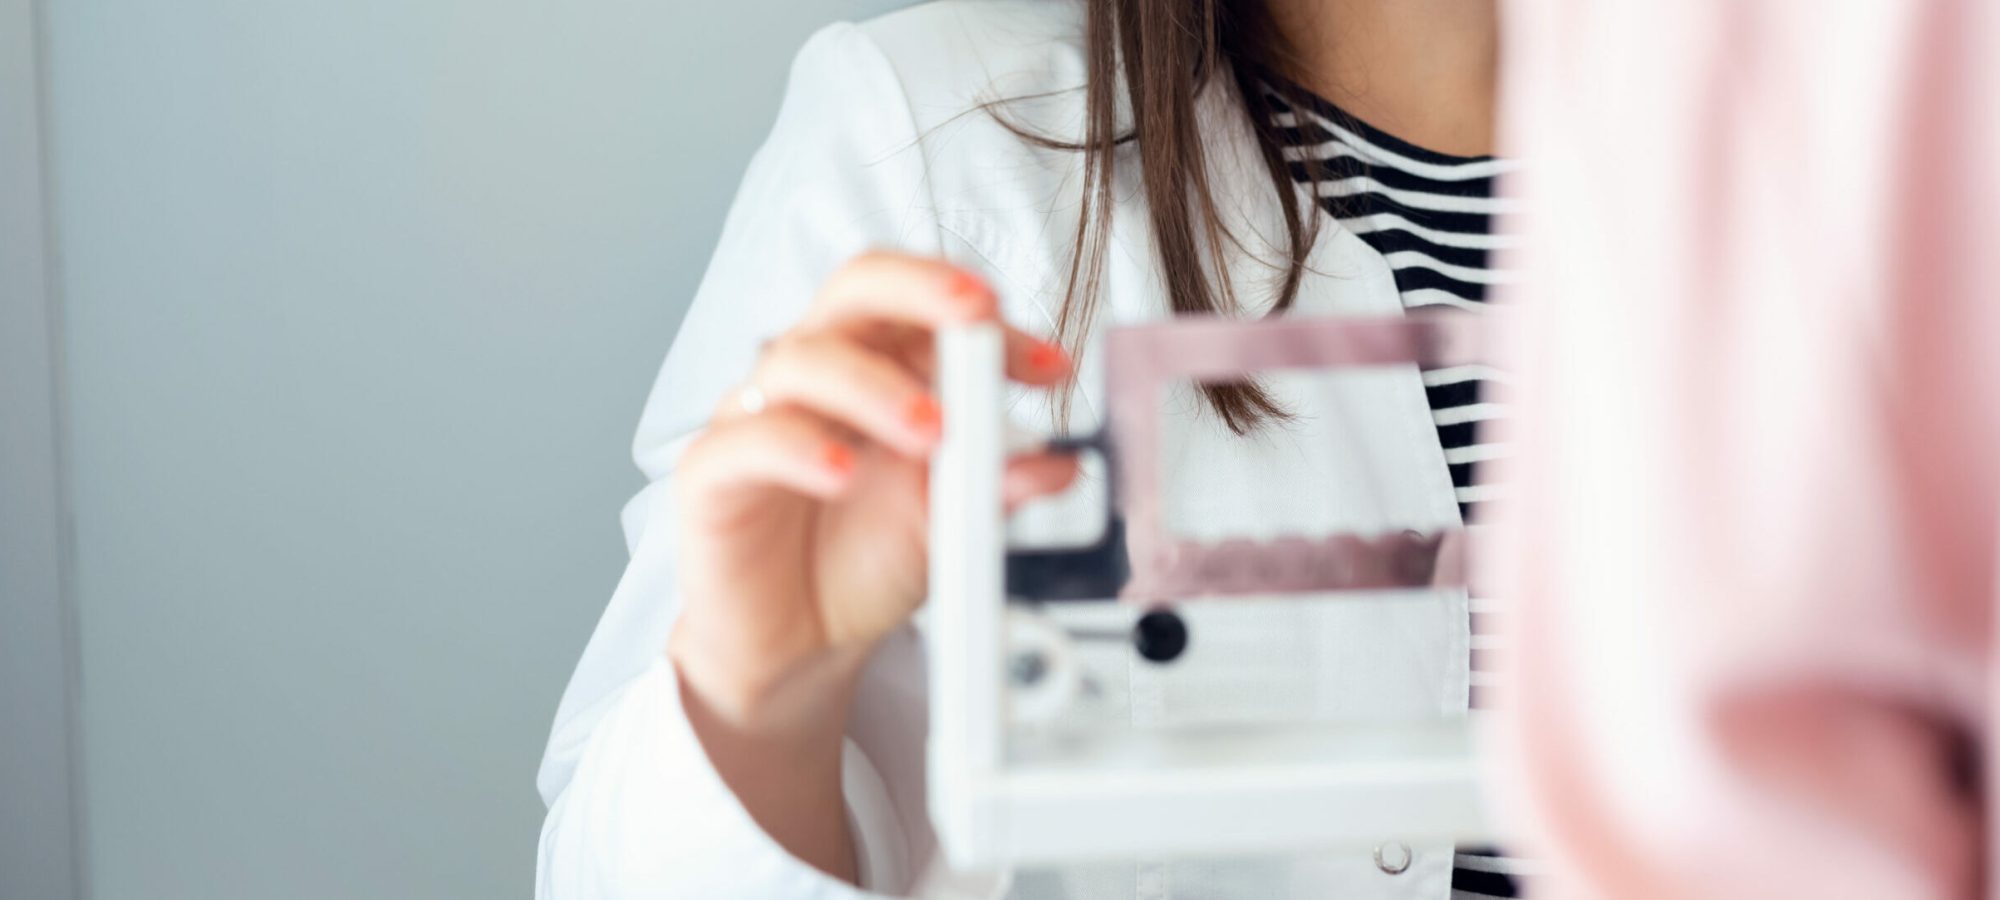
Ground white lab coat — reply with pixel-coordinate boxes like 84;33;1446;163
536;1;1470;897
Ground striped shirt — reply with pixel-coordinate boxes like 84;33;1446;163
1273;86;1529;900
1273;91;1515;523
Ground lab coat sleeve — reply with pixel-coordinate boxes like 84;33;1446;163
534;22;951;899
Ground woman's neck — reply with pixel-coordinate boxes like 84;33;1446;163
1267;0;1500;156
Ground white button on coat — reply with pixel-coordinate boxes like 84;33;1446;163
534;2;1470;897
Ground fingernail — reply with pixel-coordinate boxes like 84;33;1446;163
822;442;855;476
905;394;942;435
946;270;995;314
1028;340;1068;373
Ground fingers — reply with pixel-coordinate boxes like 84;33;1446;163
680;409;858;505
741;334;941;456
875;320;1070;387
1004;329;1071;386
1002;452;1082;510
684;414;1080;510
806;251;999;330
807;251;1073;387
685;404;1084;536
699;251;1077;507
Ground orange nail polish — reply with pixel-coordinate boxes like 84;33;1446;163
946;270;995;315
1028;341;1067;373
905;394;942;433
946;270;989;299
822;442;855;475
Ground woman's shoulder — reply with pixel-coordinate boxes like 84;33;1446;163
780;1;1097;306
849;0;1087;130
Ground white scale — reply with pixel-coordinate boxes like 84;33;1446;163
926;313;1503;869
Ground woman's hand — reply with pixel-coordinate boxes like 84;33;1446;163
669;251;1077;727
666;252;1076;881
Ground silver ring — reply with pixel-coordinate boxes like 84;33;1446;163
1372;842;1412;875
737;384;768;416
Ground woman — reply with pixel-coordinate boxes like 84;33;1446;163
537;0;1518;896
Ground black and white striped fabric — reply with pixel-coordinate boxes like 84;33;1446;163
1272;87;1530;900
1272;89;1514;523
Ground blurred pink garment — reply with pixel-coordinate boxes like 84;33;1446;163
1492;2;2000;898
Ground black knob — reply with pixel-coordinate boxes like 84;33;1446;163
1132;609;1189;664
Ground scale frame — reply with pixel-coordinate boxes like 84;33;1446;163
926;315;1499;869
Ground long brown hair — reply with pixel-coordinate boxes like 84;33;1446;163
995;0;1325;434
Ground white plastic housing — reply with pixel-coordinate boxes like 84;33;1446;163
925;322;1497;870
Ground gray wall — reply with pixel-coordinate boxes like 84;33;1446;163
14;1;915;898
2;1;80;898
